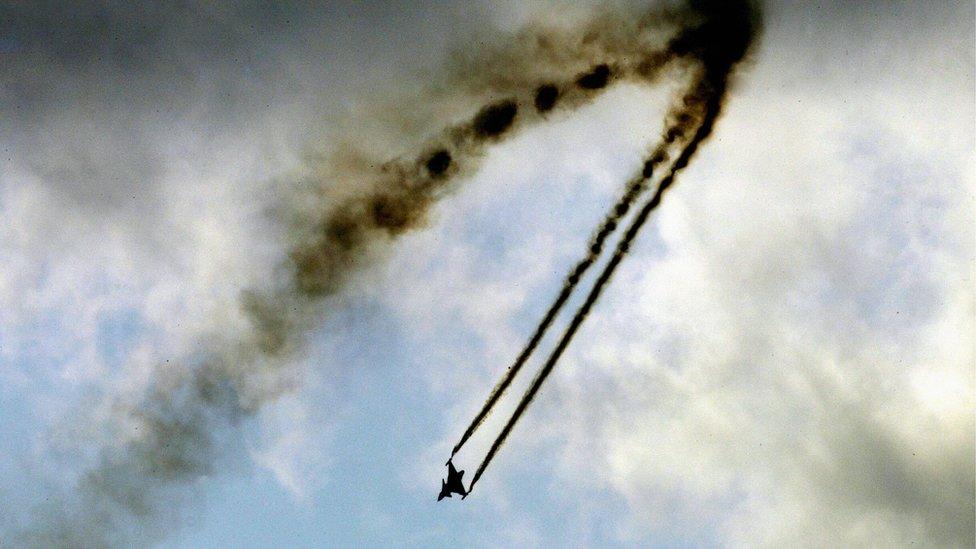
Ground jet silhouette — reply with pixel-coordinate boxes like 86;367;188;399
438;460;468;501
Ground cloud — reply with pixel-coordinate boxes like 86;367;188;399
1;0;970;546
539;2;974;545
251;394;331;501
382;1;972;546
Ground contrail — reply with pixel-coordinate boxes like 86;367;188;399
465;0;761;494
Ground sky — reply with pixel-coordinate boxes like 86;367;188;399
0;1;973;547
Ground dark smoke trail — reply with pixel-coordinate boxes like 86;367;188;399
450;112;690;458
467;100;713;494
449;0;762;461
449;175;646;458
466;0;760;494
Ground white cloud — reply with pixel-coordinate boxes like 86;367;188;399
251;393;331;501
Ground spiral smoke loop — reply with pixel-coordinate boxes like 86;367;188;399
16;1;761;546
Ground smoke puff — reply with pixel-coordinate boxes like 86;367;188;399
534;84;560;112
425;150;452;177
472;100;520;138
576;63;611;89
642;159;655;178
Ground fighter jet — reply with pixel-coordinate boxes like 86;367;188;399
438;460;468;501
